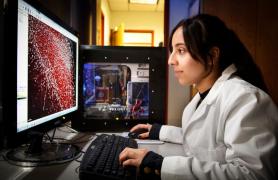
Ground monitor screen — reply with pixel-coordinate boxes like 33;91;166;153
83;63;149;120
16;0;78;133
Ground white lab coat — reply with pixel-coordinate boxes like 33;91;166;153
159;64;278;180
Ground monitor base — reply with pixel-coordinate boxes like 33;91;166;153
5;142;81;167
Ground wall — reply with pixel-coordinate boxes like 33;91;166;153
256;0;278;105
39;0;96;45
69;0;96;45
100;0;111;45
111;11;164;47
202;0;278;105
39;0;71;25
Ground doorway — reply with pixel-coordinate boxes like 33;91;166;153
97;0;167;47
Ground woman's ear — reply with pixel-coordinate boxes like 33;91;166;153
206;47;220;73
208;47;220;64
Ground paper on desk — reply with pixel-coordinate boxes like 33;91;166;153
135;139;164;144
121;132;164;144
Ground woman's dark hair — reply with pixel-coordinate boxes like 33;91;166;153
169;14;268;92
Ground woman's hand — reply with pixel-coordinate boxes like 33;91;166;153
119;147;149;167
130;123;152;139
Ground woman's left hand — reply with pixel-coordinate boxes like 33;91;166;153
119;147;149;167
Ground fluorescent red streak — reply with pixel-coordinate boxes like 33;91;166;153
28;15;75;119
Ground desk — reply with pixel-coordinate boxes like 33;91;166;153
0;127;185;180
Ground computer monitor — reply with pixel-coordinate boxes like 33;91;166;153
3;0;80;166
72;46;167;131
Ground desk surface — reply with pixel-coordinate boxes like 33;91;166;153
0;127;184;180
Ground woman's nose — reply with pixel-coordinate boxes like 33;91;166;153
168;53;177;66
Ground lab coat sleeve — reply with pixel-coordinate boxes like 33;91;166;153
161;88;278;180
159;125;183;144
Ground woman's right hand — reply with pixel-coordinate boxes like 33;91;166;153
130;123;152;139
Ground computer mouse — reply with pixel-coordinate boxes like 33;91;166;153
128;129;148;139
128;132;140;139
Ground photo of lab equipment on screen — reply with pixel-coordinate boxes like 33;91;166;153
83;63;149;120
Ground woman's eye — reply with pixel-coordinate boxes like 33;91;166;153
178;48;185;54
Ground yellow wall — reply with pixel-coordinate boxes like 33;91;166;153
100;0;111;45
96;0;101;45
110;11;164;47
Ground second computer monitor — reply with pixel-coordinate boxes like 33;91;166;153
73;46;167;131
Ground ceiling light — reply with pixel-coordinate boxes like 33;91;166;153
129;0;158;5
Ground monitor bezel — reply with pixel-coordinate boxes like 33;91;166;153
72;45;167;132
3;0;79;148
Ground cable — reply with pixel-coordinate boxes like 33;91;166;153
75;165;80;174
44;128;57;143
74;151;85;164
51;128;56;141
75;159;81;163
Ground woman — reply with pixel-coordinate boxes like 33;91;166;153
119;14;278;180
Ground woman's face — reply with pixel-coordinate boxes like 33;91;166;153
168;26;207;86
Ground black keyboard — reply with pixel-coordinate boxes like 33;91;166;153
79;134;138;180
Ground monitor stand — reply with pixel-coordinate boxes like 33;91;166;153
5;131;81;166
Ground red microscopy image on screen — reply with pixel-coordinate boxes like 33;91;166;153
28;15;76;121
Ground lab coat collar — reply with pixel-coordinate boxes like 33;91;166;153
217;64;237;82
204;64;237;105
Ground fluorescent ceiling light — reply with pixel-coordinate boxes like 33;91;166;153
129;0;158;5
